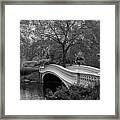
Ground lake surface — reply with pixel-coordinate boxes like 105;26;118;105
20;83;44;100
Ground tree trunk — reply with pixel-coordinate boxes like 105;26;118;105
62;45;66;67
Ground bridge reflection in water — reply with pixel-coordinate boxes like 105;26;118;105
40;64;100;97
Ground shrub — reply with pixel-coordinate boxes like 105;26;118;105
20;67;39;76
45;81;100;100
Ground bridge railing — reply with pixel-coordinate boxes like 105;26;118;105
76;73;100;87
39;64;100;87
67;65;100;74
39;64;78;84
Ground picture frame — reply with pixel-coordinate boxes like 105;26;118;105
0;0;119;119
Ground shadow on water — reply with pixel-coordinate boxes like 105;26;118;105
20;71;66;100
43;73;67;96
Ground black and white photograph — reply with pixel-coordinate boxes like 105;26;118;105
20;20;100;100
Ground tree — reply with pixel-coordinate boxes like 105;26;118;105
40;20;89;67
75;51;85;66
20;20;100;68
20;20;47;61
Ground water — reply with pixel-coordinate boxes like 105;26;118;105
20;83;44;100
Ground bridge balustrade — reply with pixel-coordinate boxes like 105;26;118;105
77;73;100;87
39;64;100;88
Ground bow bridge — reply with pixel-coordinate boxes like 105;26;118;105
39;64;100;93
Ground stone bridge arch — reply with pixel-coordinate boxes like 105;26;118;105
42;72;69;95
39;64;100;96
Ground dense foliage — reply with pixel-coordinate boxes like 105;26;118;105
45;82;100;100
20;20;100;68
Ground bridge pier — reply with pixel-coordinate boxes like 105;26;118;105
39;72;43;83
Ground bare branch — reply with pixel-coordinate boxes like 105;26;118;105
48;22;63;44
44;34;62;45
68;21;76;31
65;38;82;52
58;23;66;36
